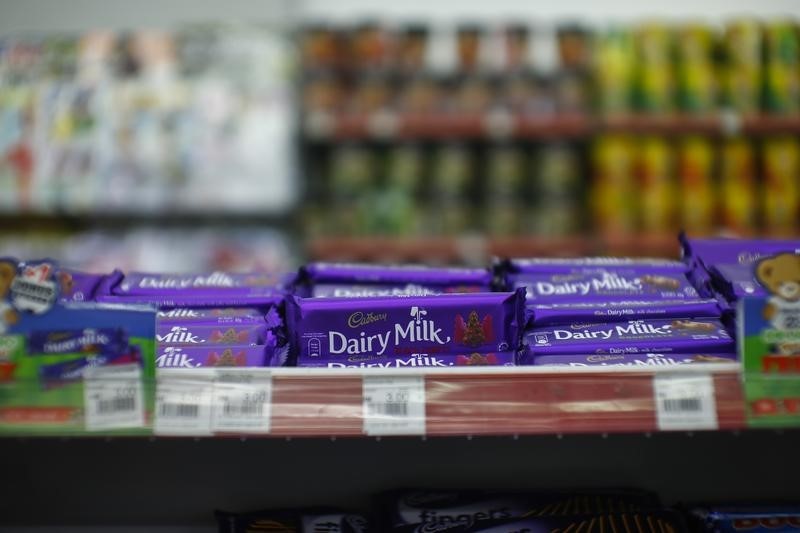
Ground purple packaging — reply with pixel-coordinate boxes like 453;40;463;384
528;352;738;367
300;351;518;368
95;270;284;307
155;341;282;368
156;323;267;345
297;262;491;298
156;307;267;324
39;347;142;388
526;318;734;356
57;269;105;302
530;299;721;326
286;290;525;367
26;327;128;355
511;268;698;302
708;263;769;302
506;257;687;272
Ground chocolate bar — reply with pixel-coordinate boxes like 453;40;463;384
530;299;722;326
95;270;284;307
380;488;661;530
39;347;141;389
708;263;769;301
506;257;687;272
527;352;738;366
154;342;281;368
287;291;525;367
156;307;267;324
391;510;687;533
300;351;518;368
526;318;734;356
27;328;128;355
297;262;491;298
215;508;370;533
57;269;105;302
156;323;267;346
691;507;800;533
510;268;698;302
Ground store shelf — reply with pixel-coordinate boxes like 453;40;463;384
305;111;800;141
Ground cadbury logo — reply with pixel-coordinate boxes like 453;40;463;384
347;311;387;328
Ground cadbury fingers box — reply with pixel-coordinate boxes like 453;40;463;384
0;258;155;435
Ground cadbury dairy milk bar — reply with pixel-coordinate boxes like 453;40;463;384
505;257;687;272
299;351;518;368
215;508;370;533
57;268;106;302
298;262;491;297
380;488;660;530
510;268;698;303
526;318;734;356
530;299;722;327
287;291;525;367
95;270;284;307
156;323;267;346
528;352;737;367
155;339;283;368
27;328;128;355
156;307;267;324
708;263;769;302
391;510;686;533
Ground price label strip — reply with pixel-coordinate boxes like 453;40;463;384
654;373;718;431
211;368;272;434
154;369;214;436
363;376;426;436
83;364;145;432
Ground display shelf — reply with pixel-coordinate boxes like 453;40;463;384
0;363;747;438
304;112;800;141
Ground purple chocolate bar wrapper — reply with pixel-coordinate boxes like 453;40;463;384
302;262;492;286
39;348;142;388
530;299;721;326
511;268;698;302
57;269;105;302
506;257;687;272
156;323;267;346
299;351;517;368
95;270;284;307
310;283;470;298
287;290;525;366
27;327;128;355
156;307;267;324
526;352;738;366
526;318;734;356
709;263;769;302
155;340;281;368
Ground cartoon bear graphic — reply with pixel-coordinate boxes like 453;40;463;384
756;253;800;354
0;260;19;334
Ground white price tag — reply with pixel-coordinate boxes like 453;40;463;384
654;373;718;431
211;369;272;434
154;371;214;436
84;364;144;431
363;376;426;436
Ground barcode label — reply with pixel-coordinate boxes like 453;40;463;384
84;364;144;431
363;376;425;436
211;369;272;434
654;373;718;431
154;377;213;436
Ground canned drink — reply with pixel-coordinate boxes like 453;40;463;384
719;137;757;234
486;144;524;199
300;25;341;69
635;23;675;113
637;136;676;233
329;144;374;201
595;28;635;114
764;20;800;114
505;24;529;71
386;144;423;193
676;24;717;113
397;24;428;71
457;24;483;71
763;136;800;235
431;143;472;200
592;135;637;235
677;136;715;234
557;24;591;70
722;20;762;113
